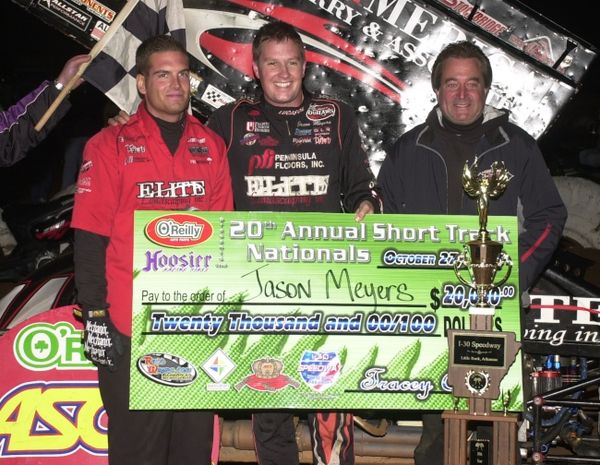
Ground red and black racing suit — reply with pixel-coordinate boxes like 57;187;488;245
207;91;380;465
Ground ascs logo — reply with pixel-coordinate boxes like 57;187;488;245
145;214;213;248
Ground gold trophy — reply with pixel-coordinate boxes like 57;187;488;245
453;160;513;315
443;160;521;465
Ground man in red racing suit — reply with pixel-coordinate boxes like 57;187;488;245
72;35;232;465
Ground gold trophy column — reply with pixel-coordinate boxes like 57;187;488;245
443;160;520;465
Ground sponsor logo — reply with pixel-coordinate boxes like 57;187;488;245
245;175;329;197
78;176;91;187
277;106;304;116
39;0;91;30
137;180;205;198
91;19;108;41
201;84;235;109
235;357;300;392
0;381;106;457
125;155;149;165
202;349;236;390
187;137;206;143
241;133;260;146
259;135;279;146
299;351;342;392
137;353;198;386
292;136;312;145
142;250;213;272
79;160;93;173
246;121;270;133
521;37;555;66
74;0;115;22
145;213;212;248
524;294;600;347
306;103;336;121
188;146;209;154
125;143;145;153
294;128;312;136
438;0;508;36
248;149;275;175
14;321;92;370
313;126;331;134
273;152;317;170
313;135;332;145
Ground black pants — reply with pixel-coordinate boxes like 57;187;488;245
413;413;444;465
97;335;213;465
253;411;354;465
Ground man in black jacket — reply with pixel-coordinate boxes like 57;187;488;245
377;41;567;465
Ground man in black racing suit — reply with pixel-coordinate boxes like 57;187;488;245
207;20;380;465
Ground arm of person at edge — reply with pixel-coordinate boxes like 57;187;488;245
516;135;567;293
0;54;90;167
337;102;381;221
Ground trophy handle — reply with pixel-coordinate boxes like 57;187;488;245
492;252;513;289
453;252;475;289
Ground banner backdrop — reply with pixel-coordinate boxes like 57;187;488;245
10;0;598;168
182;0;596;165
131;212;523;411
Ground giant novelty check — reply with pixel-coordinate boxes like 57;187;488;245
130;212;522;411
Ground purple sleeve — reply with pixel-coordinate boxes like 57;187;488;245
0;81;71;167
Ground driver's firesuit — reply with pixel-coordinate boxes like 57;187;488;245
207;90;380;465
72;102;233;465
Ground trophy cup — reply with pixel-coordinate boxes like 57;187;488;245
443;160;521;465
454;160;513;315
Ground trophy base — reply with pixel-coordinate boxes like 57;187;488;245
443;410;519;465
468;306;495;316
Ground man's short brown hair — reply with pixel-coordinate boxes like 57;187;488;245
136;35;188;76
252;21;305;63
431;41;492;91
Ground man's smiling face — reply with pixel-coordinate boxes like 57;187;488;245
253;38;306;107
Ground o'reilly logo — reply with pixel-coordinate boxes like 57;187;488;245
145;214;213;248
14;322;92;371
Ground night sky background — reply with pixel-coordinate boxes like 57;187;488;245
1;1;599;205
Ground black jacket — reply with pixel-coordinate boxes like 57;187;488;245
378;105;567;290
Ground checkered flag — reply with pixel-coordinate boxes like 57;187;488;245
83;0;186;113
